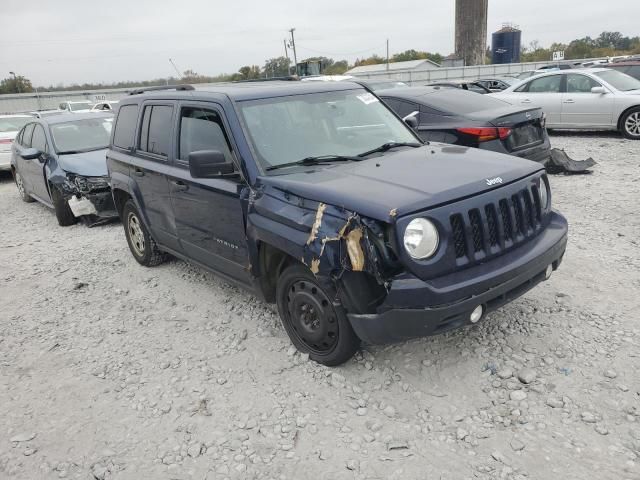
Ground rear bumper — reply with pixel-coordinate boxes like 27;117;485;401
348;211;568;344
482;133;552;163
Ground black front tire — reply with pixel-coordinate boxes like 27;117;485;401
276;264;360;366
122;200;166;267
51;187;77;226
621;107;640;140
13;170;35;203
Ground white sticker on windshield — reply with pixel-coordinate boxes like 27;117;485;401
357;93;379;105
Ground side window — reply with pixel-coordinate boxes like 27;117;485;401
112;104;139;150
527;75;562;93
30;125;48;153
628;66;640;79
566;74;600;93
178;107;233;163
139;105;173;157
21;123;35;147
382;98;418;119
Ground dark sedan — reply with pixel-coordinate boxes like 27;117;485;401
10;112;117;226
606;61;640;81
378;87;552;163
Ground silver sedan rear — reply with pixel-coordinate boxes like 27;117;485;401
0;115;33;170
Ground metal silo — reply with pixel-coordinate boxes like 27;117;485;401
492;24;522;64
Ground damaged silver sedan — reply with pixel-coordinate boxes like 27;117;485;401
10;113;117;226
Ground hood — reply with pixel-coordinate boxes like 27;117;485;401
57;149;108;177
258;144;543;222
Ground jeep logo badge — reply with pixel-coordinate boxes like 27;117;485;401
486;177;503;186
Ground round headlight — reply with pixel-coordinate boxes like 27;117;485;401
403;218;439;260
539;177;550;212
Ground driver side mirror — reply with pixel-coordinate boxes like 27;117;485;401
20;148;41;160
591;86;606;94
403;111;420;129
189;150;235;178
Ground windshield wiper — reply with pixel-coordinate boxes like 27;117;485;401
266;154;362;171
57;147;106;155
357;142;422;158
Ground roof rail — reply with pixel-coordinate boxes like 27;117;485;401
232;76;299;84
128;84;195;95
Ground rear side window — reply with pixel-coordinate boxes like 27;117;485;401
178;107;233;162
382;98;420;119
139;105;173;157
526;75;562;93
21;123;35;147
419;89;510;115
31;125;48;153
112;105;139;149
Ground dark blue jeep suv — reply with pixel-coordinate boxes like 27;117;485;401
107;82;568;366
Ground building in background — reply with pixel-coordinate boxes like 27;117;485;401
492;24;522;64
455;0;489;66
345;59;441;77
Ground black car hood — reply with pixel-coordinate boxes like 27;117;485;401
57;149;108;177
259;144;543;221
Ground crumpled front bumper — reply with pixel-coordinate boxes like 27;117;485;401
67;191;117;219
348;211;568;344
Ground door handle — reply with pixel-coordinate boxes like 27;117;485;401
170;179;189;192
521;99;532;104
563;99;575;104
133;168;144;177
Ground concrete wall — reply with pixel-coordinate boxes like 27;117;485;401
455;0;489;67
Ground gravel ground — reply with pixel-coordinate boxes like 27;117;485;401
1;133;639;480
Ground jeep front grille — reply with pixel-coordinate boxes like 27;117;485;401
449;184;543;261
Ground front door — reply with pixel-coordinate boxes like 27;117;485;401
561;74;615;127
168;103;251;285
513;74;564;126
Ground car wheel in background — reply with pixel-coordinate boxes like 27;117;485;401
14;170;35;203
51;186;77;226
621;107;640;140
122;199;166;267
276;263;360;366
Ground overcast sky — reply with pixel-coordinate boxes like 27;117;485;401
0;0;638;86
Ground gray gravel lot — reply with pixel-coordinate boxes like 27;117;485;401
1;133;639;480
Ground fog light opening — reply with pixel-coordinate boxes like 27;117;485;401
545;264;553;280
470;305;484;324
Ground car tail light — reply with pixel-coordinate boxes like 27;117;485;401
457;127;512;142
0;139;12;144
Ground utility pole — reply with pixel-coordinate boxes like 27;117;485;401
9;71;21;93
386;39;390;71
289;28;298;75
168;58;182;79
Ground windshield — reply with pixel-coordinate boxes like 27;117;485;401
238;89;418;171
0;116;31;133
594;69;640;91
69;102;92;111
50;118;113;153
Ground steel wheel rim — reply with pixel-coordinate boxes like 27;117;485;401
626;112;640;136
15;173;25;196
285;279;338;354
127;212;146;257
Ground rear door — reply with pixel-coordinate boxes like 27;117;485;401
561;73;614;127
168;102;251;285
508;74;564;126
24;123;51;201
14;123;42;196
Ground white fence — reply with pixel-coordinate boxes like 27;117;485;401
349;58;609;85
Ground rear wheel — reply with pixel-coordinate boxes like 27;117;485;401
621;108;640;140
14;170;34;203
122;200;166;267
51;187;77;226
276;264;360;366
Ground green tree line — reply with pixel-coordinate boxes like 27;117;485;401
1;31;639;94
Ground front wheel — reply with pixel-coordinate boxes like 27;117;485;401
276;264;360;366
51;187;77;226
14;170;34;203
621;108;640;140
122;200;166;267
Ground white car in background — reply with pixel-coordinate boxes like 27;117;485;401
491;68;640;139
0;114;33;171
90;101;118;112
58;101;93;113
